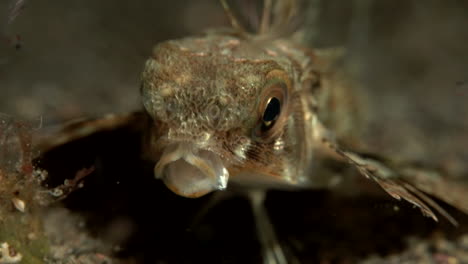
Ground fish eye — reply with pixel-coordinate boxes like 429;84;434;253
262;97;281;129
253;69;291;142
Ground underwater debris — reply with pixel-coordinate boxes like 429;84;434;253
47;166;94;201
0;114;35;175
42;208;115;264
1;114;118;263
0;114;50;263
362;233;468;264
10;197;25;213
0;242;22;263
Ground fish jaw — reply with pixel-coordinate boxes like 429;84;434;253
153;143;229;198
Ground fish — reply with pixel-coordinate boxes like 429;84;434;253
34;0;468;227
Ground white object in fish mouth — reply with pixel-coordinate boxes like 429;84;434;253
154;144;229;198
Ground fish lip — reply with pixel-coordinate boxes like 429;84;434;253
154;143;229;198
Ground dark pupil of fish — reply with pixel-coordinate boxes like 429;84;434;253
262;97;281;125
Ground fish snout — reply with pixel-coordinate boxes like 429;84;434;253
154;143;229;198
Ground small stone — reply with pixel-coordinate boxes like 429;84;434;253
11;198;25;213
49;188;64;197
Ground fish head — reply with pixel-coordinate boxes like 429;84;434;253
140;35;313;198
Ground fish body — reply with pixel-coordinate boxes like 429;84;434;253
34;0;468;224
139;1;468;224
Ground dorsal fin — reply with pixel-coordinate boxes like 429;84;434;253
219;0;303;40
220;0;248;36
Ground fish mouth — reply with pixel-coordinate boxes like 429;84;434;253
154;144;229;198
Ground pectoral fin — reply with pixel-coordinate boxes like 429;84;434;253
33;111;148;154
314;119;463;226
